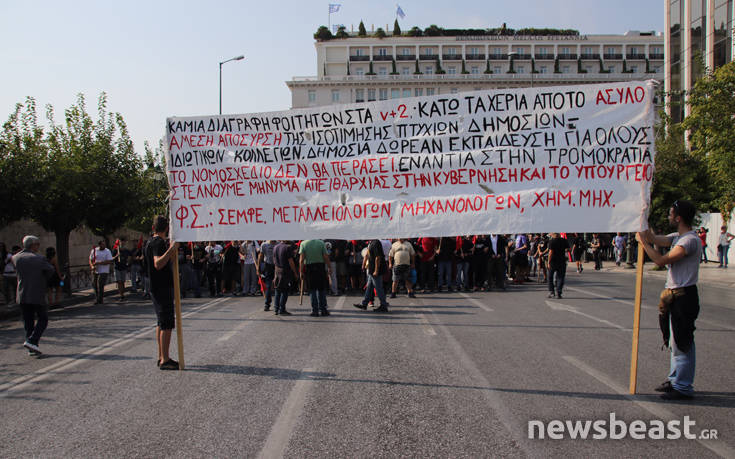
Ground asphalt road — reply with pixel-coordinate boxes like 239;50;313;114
1;268;733;458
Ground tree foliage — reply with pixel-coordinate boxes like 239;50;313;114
314;26;333;41
682;61;735;218
374;27;386;39
393;20;401;36
651;112;714;231
358;21;367;36
335;25;348;38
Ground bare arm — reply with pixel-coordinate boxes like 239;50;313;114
636;233;685;267
640;229;673;248
154;242;178;270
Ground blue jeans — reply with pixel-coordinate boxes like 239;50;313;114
438;261;453;290
669;319;696;395
718;244;730;266
310;289;327;313
362;273;387;306
455;261;470;289
274;289;288;313
548;263;566;295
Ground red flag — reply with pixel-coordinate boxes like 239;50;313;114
188;241;193;250
224;241;233;250
137;236;144;250
258;276;265;293
112;239;120;250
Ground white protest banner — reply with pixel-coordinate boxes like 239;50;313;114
166;80;655;242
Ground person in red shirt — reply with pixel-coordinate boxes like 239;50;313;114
416;237;437;293
697;228;708;263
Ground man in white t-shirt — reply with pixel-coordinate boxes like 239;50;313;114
89;240;113;305
388;238;416;299
638;199;701;400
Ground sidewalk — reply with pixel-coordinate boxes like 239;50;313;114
600;261;735;289
1;283;135;322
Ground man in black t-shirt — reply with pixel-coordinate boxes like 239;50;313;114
145;215;179;370
547;233;570;299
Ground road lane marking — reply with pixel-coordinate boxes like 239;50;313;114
563;355;735;458
566;286;735;331
333;296;346;311
217;309;262;342
459;292;495;312
546;300;626;330
257;368;315;459
0;297;228;396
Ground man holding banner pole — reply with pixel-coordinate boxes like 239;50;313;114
637;200;701;400
145;215;180;370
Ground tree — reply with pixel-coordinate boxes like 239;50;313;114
390;58;398;75
335;25;348;38
0;97;44;227
314;26;333;41
358;21;367;37
461;59;469;74
683;61;735;218
393;20;401;36
126;140;169;234
407;26;422;37
554;56;561;74
651;112;714;232
424;24;442;36
375;27;386;38
435;58;445;74
414;59;421;74
484;59;492;74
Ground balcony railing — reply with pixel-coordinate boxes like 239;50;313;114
488;54;508;60
349;55;370;61
396;54;416;61
534;54;554;60
465;54;486;60
419;54;439;60
511;53;532;59
580;53;600;59
558;53;578;59
290;72;661;83
649;53;664;59
603;53;623;59
442;54;461;60
626;53;647;59
373;55;393;61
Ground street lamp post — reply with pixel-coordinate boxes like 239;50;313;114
219;55;245;114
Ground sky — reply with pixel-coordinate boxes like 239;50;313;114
0;0;663;154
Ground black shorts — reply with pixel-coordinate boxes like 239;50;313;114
151;288;175;330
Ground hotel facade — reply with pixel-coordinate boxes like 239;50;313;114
287;29;664;109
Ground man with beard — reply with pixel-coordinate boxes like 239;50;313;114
637;200;701;400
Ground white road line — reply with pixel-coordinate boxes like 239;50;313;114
0;297;228;396
459;292;495;312
563;355;735;458
333;296;346;311
546;300;627;330
216;309;261;342
408;301;437;336
257;368;315;459
567;286;735;331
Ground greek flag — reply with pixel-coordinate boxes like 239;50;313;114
329;3;341;13
396;4;406;18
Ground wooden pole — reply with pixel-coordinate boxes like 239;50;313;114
299;276;304;305
171;247;186;370
629;243;645;394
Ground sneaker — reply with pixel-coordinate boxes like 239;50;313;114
309;312;319;317
159;359;179;370
408;292;416;298
353;303;367;310
320;310;330;316
556;293;562;299
279;310;292;316
274;310;279;315
23;341;41;354
390;292;397;299
374;305;389;312
28;349;41;357
264;306;271;311
654;381;674;393
548;292;555;298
